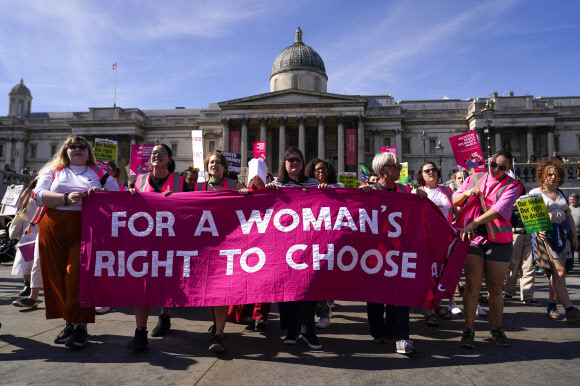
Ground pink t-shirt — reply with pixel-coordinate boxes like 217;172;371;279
453;173;522;244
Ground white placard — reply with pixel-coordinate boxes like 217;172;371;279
191;130;205;182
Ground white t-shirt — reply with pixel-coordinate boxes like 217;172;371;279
33;165;120;211
529;188;568;224
423;186;452;221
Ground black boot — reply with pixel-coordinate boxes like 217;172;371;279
127;327;148;350
19;281;31;297
151;314;171;337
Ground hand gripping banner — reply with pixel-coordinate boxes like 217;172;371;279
79;188;469;308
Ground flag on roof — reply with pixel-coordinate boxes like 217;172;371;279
112;62;117;70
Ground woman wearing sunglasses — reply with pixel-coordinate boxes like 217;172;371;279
127;143;188;351
529;160;580;323
416;162;458;326
453;150;523;348
32;136;119;349
268;147;328;350
363;152;426;356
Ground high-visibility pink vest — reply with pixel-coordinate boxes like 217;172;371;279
395;183;411;193
478;173;523;243
135;173;184;193
195;178;237;191
420;185;454;223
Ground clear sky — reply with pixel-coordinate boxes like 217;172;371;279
1;0;578;113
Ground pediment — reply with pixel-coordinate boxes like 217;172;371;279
219;90;367;109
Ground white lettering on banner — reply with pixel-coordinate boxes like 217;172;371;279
152;251;173;277
401;252;417;278
155;212;175;237
221;249;242;275
274;209;300;232
384;250;399;277
128;212;154;237
95;251;115;276
118;251;125;276
313;244;334;270
236;209;273;234
431;262;439;278
240;247;266;273
195;211;219;236
337;246;358;271
333;207;358;231
360;249;382;274
359;209;378;234
112;211;127;237
127;251;149;277
286;244;308;270
177;251;198;277
303;207;331;231
387;212;403;237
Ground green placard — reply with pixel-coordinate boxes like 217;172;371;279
94;138;117;162
338;172;357;187
516;195;553;233
395;162;409;184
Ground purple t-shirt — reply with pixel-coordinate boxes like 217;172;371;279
453;173;522;244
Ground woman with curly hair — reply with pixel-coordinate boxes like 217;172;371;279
530;160;580;323
304;158;341;188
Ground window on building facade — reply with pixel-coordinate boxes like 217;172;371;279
51;145;57;156
208;141;215;153
30;144;37;159
429;139;436;154
291;75;298;89
171;144;178;156
0;144;3;158
554;135;559;152
365;138;370;152
314;77;321;92
384;137;391;147
402;139;411;154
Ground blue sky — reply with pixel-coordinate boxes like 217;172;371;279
1;0;578;113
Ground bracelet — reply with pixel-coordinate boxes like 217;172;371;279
63;192;70;206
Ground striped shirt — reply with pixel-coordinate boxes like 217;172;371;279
274;177;320;187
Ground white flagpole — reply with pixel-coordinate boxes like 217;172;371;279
114;64;117;108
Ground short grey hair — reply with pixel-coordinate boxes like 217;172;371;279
372;152;399;176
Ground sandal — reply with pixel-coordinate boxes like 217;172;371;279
425;314;438;327
436;306;452;320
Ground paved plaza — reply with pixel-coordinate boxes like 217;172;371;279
1;262;579;385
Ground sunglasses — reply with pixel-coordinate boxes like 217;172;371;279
286;157;303;163
490;161;508;171
315;167;328;173
152;151;168;157
387;163;403;171
68;144;87;151
423;167;437;174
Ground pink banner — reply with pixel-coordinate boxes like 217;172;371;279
230;131;240;154
381;147;397;155
129;144;154;176
449;132;485;172
79;189;469;308
253;141;266;161
346;129;356;165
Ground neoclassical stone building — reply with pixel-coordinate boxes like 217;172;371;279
2;28;580;182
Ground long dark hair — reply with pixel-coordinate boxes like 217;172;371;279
277;147;307;184
153;144;176;173
305;158;338;184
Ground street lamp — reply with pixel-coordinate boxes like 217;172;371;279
420;131;428;163
481;101;494;160
435;141;444;183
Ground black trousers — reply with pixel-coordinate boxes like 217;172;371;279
279;301;317;334
366;303;409;340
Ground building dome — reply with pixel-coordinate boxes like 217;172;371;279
270;28;327;80
9;79;31;97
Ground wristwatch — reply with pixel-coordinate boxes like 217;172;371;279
63;192;70;206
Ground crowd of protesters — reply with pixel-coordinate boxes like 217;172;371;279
4;135;580;356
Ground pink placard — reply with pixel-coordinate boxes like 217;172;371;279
381;147;397;155
230;131;240;154
79;189;469;308
449;132;485;172
346;129;356;165
253;141;266;161
96;160;109;174
18;241;35;262
130;144;154;176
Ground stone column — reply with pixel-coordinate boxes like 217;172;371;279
526;127;534;159
546;127;555;155
259;118;267;142
14;138;25;172
222;118;230;152
373;130;381;155
495;128;502;153
278;117;287;163
394;129;403;155
298;116;306;157
317;116;325;159
5;139;13;170
241;118;248;167
337;115;345;173
357;115;365;178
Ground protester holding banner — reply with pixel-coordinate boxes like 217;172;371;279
416;162;457;326
529;160;580;323
453;150;523;348
128;143;187;350
194;151;243;353
182;167;199;191
106;161;127;192
32;135;119;349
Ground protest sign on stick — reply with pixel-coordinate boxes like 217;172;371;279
516;194;552;233
129;144;154;176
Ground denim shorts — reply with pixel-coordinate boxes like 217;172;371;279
468;242;514;263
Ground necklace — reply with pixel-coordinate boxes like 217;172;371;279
69;165;90;176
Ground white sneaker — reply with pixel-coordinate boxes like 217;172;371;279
395;339;416;354
448;303;463;315
476;304;487;316
95;307;110;314
316;317;331;329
